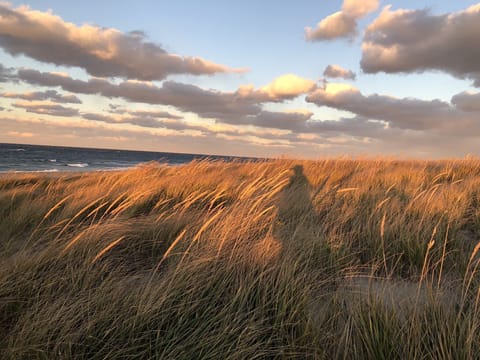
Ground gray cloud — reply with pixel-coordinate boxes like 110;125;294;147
17;70;237;115
323;65;356;80
305;0;379;41
18;64;480;146
0;116;307;157
113;81;262;121
451;91;480;112
81;110;189;130
17;69;111;94
15;69;323;136
81;104;384;142
82;112;206;134
1;89;81;103
6;113;480;158
16;69;317;124
78;108;373;151
247;112;386;139
105;106;182;119
82;107;312;133
81;113;121;123
361;5;480;86
246;111;313;131
13;102;79;117
305;116;385;138
307;83;480;135
125;110;182;119
0;63;15;82
15;65;480;149
0;4;245;80
12;67;421;141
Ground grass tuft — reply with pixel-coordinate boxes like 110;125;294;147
1;158;480;358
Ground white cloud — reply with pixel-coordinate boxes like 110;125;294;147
305;12;357;41
305;0;379;41
342;0;380;18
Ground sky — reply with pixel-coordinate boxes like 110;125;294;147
0;0;480;158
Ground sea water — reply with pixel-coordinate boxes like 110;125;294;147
0;143;248;172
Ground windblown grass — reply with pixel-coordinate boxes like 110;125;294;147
1;158;480;359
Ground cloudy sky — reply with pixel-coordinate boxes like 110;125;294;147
1;0;479;158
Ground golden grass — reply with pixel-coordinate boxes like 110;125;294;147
1;158;480;359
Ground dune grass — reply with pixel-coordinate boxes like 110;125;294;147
1;158;480;359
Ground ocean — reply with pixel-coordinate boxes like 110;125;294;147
0;143;249;172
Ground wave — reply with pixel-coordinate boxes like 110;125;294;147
96;166;138;172
66;163;89;168
4;148;26;152
36;169;60;173
49;159;57;163
11;169;60;173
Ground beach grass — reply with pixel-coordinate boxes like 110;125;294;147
1;158;480;359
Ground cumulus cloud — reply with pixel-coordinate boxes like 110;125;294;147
12;67;400;141
106;105;182;119
16;69;317;125
305;0;379;41
361;4;480;86
0;116;207;149
17;69;113;94
9;112;480;158
342;0;380;18
305;12;357;41
83;107;314;134
82;113;163;129
16;69;259;119
80;103;381;142
1;115;332;156
451;91;480;112
75;109;316;147
81;113;119;123
244;110;314;131
0;3;245;80
0;63;15;82
17;63;480;148
82;109;186;129
305;116;384;137
307;82;480;134
1;89;81;103
123;110;182;119
323;65;356;80
238;74;317;102
13;101;79;117
16;69;316;132
15;64;480;151
259;74;317;99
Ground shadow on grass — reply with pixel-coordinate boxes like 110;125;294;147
274;165;317;256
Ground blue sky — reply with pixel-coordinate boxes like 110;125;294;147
1;0;480;157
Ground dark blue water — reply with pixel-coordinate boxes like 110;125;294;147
0;143;250;172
